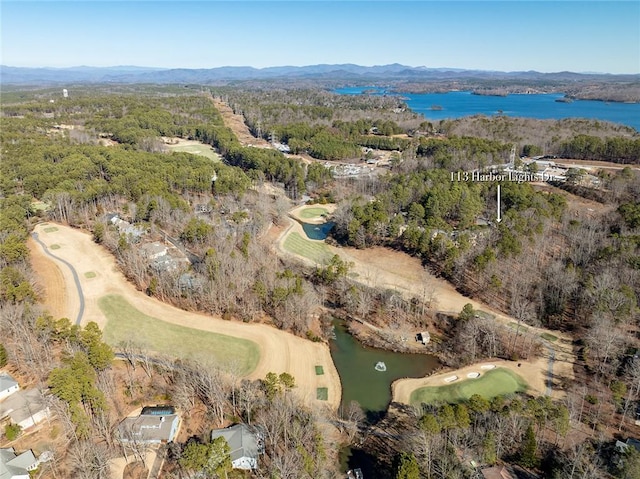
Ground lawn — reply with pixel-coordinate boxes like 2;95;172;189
84;271;97;279
99;294;259;375
315;365;324;375
50;244;60;250
166;142;220;161
316;387;328;401
283;232;333;264
44;227;58;233
409;368;528;406
299;207;329;220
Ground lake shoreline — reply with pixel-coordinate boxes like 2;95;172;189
334;87;640;130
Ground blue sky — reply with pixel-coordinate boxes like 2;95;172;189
2;1;638;73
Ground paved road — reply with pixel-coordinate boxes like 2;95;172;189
541;340;556;396
32;231;85;325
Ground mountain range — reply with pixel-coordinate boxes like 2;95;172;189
2;64;638;84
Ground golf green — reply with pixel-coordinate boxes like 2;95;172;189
410;368;528;406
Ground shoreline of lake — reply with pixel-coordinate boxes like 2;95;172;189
334;87;640;131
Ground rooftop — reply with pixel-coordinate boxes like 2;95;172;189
117;413;180;443
0;389;47;426
0;448;37;479
0;374;18;394
211;424;261;464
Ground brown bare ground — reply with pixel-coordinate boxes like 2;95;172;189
211;98;271;148
28;239;69;320
29;223;341;409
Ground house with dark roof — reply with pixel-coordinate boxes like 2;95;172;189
210;424;263;470
0;375;19;402
0;448;38;479
116;407;180;444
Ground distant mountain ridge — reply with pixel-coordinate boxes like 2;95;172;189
1;64;638;84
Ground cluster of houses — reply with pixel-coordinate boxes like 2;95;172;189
0;373;50;478
115;405;264;472
106;214;190;273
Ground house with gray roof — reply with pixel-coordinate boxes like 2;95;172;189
0;388;50;430
210;424;262;470
0;448;38;479
117;407;180;444
0;375;19;402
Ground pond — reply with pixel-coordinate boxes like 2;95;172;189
329;320;439;416
301;221;334;240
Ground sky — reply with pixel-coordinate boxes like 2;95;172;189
1;1;639;74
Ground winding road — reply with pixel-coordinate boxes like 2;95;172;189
32;230;85;325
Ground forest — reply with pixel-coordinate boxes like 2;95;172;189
0;83;639;479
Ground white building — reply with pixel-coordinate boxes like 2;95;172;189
0;375;19;402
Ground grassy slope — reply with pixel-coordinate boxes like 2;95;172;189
410;368;529;406
99;294;259;375
283;232;333;264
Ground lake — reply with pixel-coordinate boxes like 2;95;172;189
330;320;439;417
334;87;640;131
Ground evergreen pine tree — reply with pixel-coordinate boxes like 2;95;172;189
0;344;7;368
519;423;539;468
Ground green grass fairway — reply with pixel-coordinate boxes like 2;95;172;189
283;232;333;264
50;244;60;250
410;369;528;406
44;227;58;233
84;272;97;279
508;322;529;333
540;332;558;342
316;388;328;400
99;295;259;375
315;365;324;375
299;207;329;220
167;142;220;161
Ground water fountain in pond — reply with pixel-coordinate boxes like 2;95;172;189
374;361;387;372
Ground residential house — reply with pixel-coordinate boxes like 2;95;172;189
106;214;145;242
0;448;38;479
210;424;263;470
481;465;514;479
0;388;51;430
117;406;180;444
0;375;18;402
140;242;168;260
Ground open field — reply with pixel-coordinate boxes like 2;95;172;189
164;138;220;161
100;294;260;375
283;232;333;264
29;223;341;408
408;368;528;406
